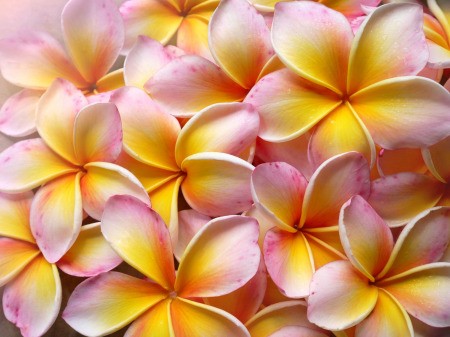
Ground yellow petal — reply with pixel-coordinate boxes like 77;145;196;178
0;192;34;243
125;299;173;337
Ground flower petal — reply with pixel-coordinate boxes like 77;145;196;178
30;172;83;263
272;1;353;94
269;326;329;337
73;102;122;163
62;0;124;83
0;89;42;137
209;0;273;89
339;195;393;280
170;297;250;337
427;41;450;69
175;102;259;165
308;103;376;168
377;148;426;176
0;192;34;243
245;68;341;142
63;271;167;336
177;14;212;60
0;238;40;287
379;263;450;328
0;139;77;193
368;173;445;227
3;256;61;337
251;162;307;229
80;162;150;220
145;55;248;117
350;76;450;149
175;209;210;261
307;260;378;330
124;299;172;337
423;135;450;183
0;32;86;89
102;195;175;290
355;289;414;337
175;215;260;298
300;151;371;228
36;78;87;165
264;229;314;298
347;3;428;93
57;222;122;277
111;86;180;171
180;152;254;216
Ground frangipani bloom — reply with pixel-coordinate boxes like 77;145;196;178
425;0;450;68
145;0;279;117
251;152;371;298
0;0;124;137
0;191;121;337
63;194;261;337
246;2;450;168
112;86;258;239
308;195;450;335
0;79;149;263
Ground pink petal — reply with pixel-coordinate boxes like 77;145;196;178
269;326;329;337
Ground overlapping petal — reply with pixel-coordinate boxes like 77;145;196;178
423;135;450;182
177;14;211;60
269;326;329;337
124;299;172;337
0;192;34;243
175;209;210;261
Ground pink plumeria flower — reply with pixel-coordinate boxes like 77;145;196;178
63;194;261;337
251;152;371;298
308;195;450;335
0;0;124;137
0;79;149;263
246;2;450;168
0;191;121;337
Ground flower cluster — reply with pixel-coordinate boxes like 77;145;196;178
0;0;449;336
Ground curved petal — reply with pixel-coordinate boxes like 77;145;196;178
377;148;426;176
251;162;307;229
423;135;450;183
379;263;450;328
355;289;414;337
379;207;450;279
339;195;393;281
308;103;376;168
73;102;122;163
62;0;124;83
36;78;87;164
263;229;314;298
180;152;254;216
307;260;378;330
0;192;34;243
347;3;428;93
368;173;445;227
304;230;347;269
102;195;175;290
269;326;329;337
80;161;150;220
145;55;248;117
300;151;371;228
175;102;259;165
3;256;61;337
0;89;42;137
0;138;77;193
209;0;273;89
170;297;250;337
177;14;212;60
350;76;450;149
30;172;83;263
111;86;180;171
120;0;182;52
175;209;210;261
57;222;122;277
63;271;168;336
124;299;173;337
426;0;450;49
0;31;86;89
427;41;450;69
176;215;260;298
0;238;40;287
272;1;353;94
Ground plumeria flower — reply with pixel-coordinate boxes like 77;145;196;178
425;0;450;68
0;79;149;263
63;194;261;337
111;86;258;241
0;0;124;137
251;152;371;298
308;195;450;335
0;191;121;337
246;2;450;168
145;0;280;117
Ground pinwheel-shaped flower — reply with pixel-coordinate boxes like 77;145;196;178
0;79;149;263
63;194;261;337
308;195;450;335
425;0;450;68
251;152;370;298
0;0;124;137
246;2;450;168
